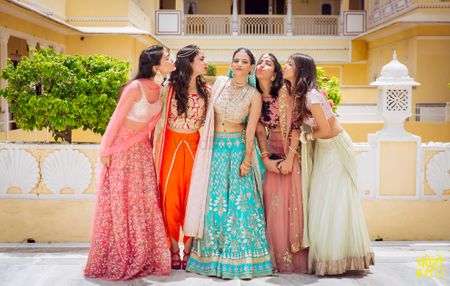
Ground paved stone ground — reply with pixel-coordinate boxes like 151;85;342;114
0;241;448;286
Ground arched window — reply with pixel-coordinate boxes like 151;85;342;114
321;3;332;15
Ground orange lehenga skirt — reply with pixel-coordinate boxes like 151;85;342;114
160;128;200;246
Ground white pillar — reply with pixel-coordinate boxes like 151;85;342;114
286;0;292;36
0;29;10;135
232;0;238;36
26;38;38;57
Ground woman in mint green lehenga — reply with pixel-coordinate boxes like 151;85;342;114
183;48;273;279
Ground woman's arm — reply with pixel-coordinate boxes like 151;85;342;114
256;122;282;174
240;90;262;176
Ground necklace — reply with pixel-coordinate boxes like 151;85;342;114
218;80;248;133
231;79;247;88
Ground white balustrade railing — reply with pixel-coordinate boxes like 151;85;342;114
239;15;285;35
292;15;339;36
184;15;231;35
1;141;448;200
179;14;341;36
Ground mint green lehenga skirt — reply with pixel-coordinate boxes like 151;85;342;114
186;132;273;279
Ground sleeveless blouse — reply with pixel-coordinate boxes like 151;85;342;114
214;83;254;124
168;92;207;130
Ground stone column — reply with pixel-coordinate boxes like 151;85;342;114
26;38;38;57
0;29;10;134
286;0;292;36
232;0;238;36
176;0;184;35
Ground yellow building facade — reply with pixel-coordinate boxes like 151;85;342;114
0;0;449;242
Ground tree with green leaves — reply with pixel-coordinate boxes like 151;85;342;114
0;48;129;143
317;67;343;113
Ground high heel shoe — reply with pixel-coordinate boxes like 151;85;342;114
181;249;191;270
170;249;181;270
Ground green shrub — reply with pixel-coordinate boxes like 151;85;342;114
206;63;217;76
0;48;129;142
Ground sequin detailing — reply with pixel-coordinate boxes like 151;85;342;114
214;83;254;125
186;132;273;279
84;128;171;280
168;93;207;130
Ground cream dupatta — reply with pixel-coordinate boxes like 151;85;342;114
184;76;265;239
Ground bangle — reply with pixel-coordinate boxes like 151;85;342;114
242;160;252;167
260;151;269;158
307;133;315;141
288;146;297;154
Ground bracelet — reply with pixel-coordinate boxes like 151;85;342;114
291;135;301;141
241;164;251;170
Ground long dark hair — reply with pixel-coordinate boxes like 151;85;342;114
120;45;164;97
255;53;283;99
133;45;165;80
285;53;317;124
169;44;208;116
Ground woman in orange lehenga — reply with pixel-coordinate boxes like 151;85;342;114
154;45;209;270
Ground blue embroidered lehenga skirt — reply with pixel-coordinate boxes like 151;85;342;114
186;132;273;279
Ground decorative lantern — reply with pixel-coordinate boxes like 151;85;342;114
370;51;420;136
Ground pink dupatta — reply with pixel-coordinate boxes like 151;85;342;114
99;79;162;157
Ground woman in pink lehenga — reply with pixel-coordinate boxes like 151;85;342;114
84;45;175;281
255;53;308;273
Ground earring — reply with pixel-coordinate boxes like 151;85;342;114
271;77;275;81
154;69;164;85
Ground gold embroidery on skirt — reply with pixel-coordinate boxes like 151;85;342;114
283;251;293;265
291;242;302;253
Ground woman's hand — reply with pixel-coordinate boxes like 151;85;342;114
277;157;294;175
101;156;111;167
239;163;251;177
263;157;282;174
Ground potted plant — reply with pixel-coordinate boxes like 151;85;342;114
204;63;217;86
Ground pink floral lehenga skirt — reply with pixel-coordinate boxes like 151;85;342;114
263;131;308;273
84;128;171;280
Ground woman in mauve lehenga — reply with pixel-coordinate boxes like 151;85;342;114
284;53;374;276
84;45;175;281
255;53;308;274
